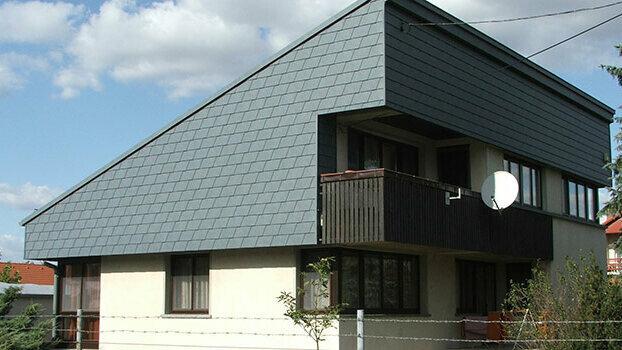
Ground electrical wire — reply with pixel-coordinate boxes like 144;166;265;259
405;0;622;26
505;11;622;68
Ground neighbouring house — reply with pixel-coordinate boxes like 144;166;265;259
20;0;613;349
0;282;54;318
0;262;54;318
0;262;55;285
604;216;622;275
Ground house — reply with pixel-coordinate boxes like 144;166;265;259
20;0;613;349
0;282;54;319
0;262;55;285
604;216;622;275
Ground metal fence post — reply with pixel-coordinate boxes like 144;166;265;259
357;309;364;350
76;309;83;350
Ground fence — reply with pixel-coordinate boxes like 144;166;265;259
2;310;621;349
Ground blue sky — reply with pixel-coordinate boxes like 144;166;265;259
0;0;621;261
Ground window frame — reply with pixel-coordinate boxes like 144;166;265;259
562;177;598;222
503;157;542;208
169;254;210;314
300;249;420;314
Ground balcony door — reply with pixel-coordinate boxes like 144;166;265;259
437;145;470;188
348;129;418;175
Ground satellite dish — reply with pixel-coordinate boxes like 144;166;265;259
481;171;519;211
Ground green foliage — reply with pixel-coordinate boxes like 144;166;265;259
0;286;53;350
0;263;21;284
600;45;622;87
277;257;346;350
503;254;622;349
600;44;622;255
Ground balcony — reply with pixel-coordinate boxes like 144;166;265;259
320;169;553;259
608;258;622;275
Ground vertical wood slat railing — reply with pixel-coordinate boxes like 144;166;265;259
320;169;553;259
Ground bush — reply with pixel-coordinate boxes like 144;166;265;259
503;254;622;349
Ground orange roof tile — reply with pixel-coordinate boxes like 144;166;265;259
0;262;54;285
605;216;622;235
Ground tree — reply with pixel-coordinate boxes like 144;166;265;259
0;286;53;349
0;262;22;284
600;44;622;253
503;254;622;349
277;257;346;350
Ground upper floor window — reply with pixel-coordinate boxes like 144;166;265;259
563;177;597;221
301;249;420;314
504;158;541;208
170;254;209;313
348;129;419;176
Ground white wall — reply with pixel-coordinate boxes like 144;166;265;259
99;248;339;350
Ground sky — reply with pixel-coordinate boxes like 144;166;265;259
0;0;621;262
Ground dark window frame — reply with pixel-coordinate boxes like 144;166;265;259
503;157;542;208
169;254;210;314
347;128;419;176
562;176;598;222
300;249;420;314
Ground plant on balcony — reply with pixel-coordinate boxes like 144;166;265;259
0;286;54;349
503;253;622;349
277;257;346;350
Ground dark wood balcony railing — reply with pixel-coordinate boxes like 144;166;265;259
320;169;553;259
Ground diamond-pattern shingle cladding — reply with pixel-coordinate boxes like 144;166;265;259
23;0;385;259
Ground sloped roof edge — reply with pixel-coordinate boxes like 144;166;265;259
388;0;615;121
20;0;372;227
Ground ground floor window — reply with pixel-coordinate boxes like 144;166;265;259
58;261;100;348
301;249;420;314
170;254;209;313
457;260;496;315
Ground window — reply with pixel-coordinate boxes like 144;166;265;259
170;255;209;313
503;158;541;207
301;249;420;314
438;145;470;188
457;260;496;315
59;262;100;348
348;129;419;176
563;178;598;221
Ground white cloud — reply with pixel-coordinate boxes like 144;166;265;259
0;183;63;211
0;1;84;44
0;234;24;262
427;0;622;71
0;52;49;96
53;0;355;99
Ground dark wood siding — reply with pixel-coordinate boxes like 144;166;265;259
384;0;611;185
321;169;553;259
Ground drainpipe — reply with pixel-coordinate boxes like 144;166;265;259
43;261;59;339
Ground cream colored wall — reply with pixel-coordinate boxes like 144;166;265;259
542;168;563;214
549;218;607;283
99;248;339;350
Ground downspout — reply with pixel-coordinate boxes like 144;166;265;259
43;261;59;340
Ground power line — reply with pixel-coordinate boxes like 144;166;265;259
507;11;622;67
405;0;622;26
